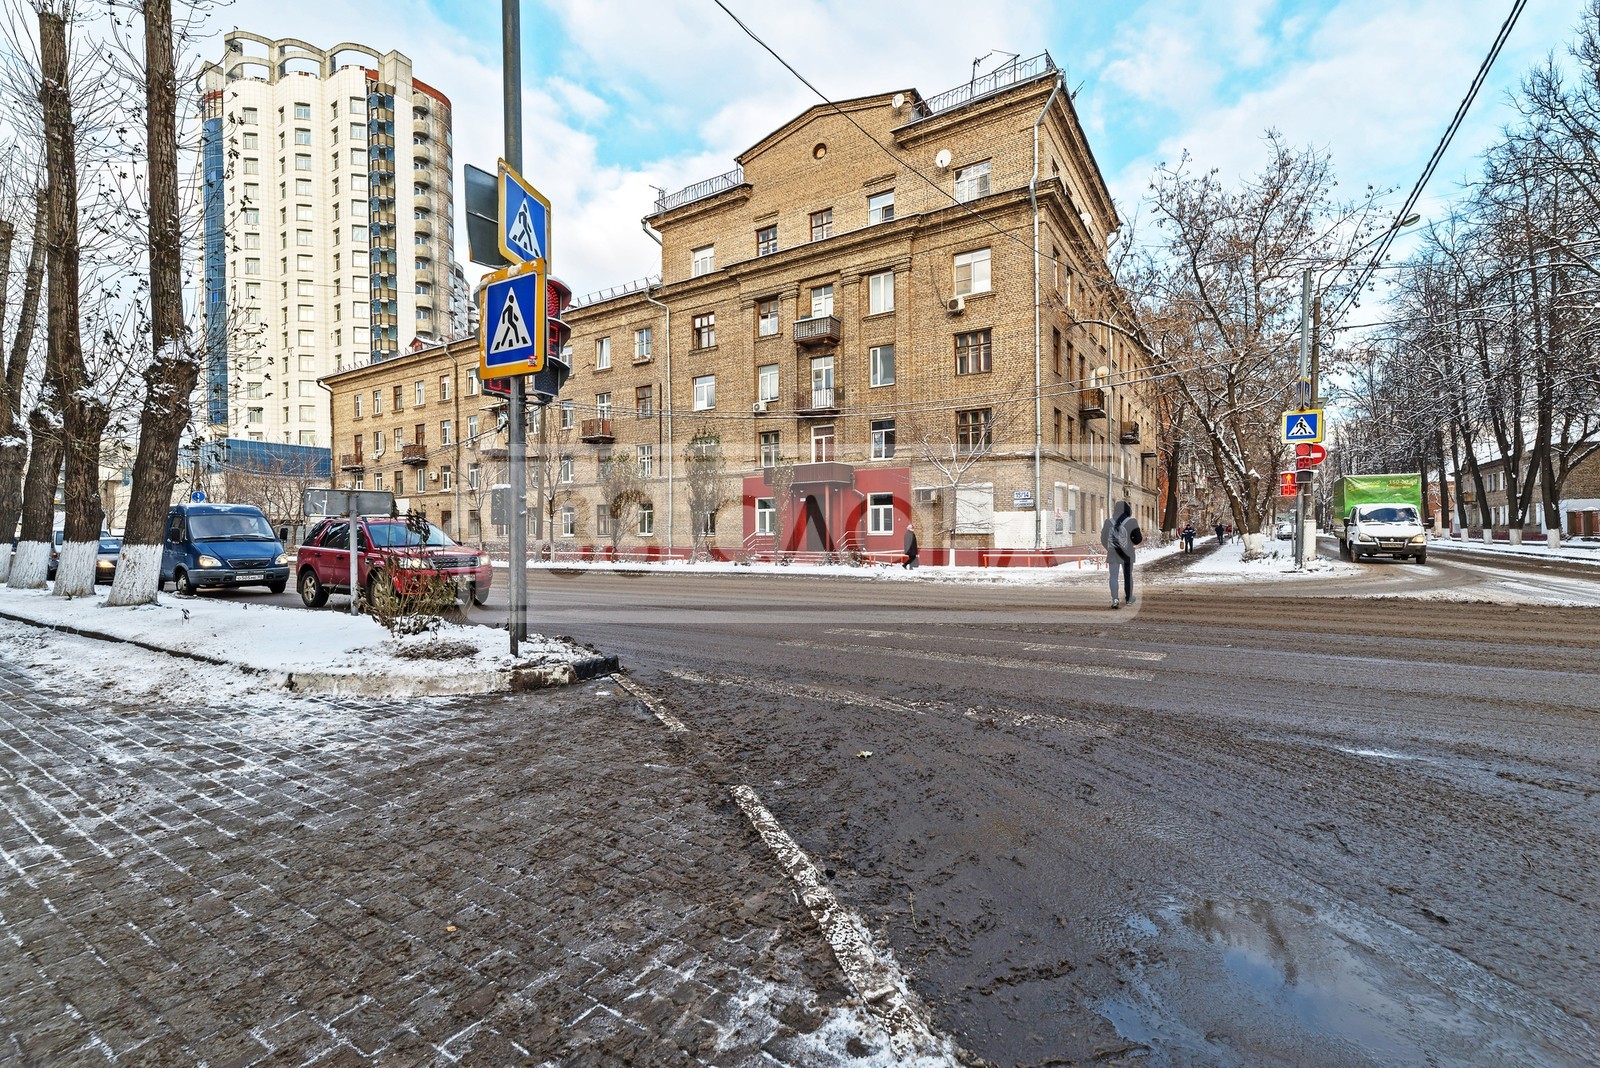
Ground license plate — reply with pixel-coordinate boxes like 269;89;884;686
235;572;263;581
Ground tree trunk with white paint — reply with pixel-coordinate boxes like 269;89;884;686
0;191;48;584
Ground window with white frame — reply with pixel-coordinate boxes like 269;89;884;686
693;312;715;348
596;503;612;537
638;501;654;536
811;424;835;462
871;419;896;460
467;414;479;440
441;465;453;490
810;284;834;318
561;505;575;537
756;498;776;535
468;463;480;490
634;327;652;360
596;336;610;370
693;374;715;411
758;364;779;404
954;160;991;202
759;430;780;468
637;444;653;478
560;399;574;428
596;392;611;419
440;419;452;445
870;344;895;387
467;369;479;395
809;209;832;242
353;394;363;418
439;374;451;401
954;248;991;296
414;381;425;406
758;298;779;337
868;493;894;534
868;190;894;224
560;455;574;483
868;270;894;314
373;430;385;455
691;245;715;277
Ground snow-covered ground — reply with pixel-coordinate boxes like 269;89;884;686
1428;535;1600;566
0;587;599;696
1155;539;1363;584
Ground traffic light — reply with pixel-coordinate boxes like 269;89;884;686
1279;471;1298;497
531;275;573;405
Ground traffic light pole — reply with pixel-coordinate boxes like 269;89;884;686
503;0;528;651
1295;269;1311;568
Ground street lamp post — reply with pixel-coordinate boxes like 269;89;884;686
1095;362;1114;524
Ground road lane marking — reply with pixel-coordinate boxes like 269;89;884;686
664;669;923;715
827;627;1168;662
783;638;1154;682
611;674;689;733
730;784;958;1059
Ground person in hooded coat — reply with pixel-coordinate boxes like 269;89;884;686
1099;500;1142;608
903;523;919;569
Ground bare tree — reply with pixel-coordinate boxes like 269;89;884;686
903;372;1030;556
0;188;45;582
682;429;730;560
596;450;643;555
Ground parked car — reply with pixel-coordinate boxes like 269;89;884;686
296;516;491;608
94;536;123;584
1275;521;1294;540
161;503;290;594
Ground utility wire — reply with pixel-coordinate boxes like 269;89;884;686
1330;0;1529;325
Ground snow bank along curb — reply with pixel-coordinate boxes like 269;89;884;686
0;590;617;697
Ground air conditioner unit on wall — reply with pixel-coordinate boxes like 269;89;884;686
946;296;965;314
428;471;439;481
914;487;941;505
752;400;768;413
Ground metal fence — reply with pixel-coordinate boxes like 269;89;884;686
652;166;746;214
911;52;1057;121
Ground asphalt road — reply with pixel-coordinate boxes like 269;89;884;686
255;545;1600;1065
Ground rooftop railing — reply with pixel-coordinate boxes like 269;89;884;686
909;52;1057;121
569;275;661;310
652;166;745;214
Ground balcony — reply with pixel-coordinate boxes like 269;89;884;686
401;443;428;465
480;445;509;460
1119;426;1141;445
415;269;434;287
412;147;432;168
782;461;854;488
414;218;432;237
340;453;365;472
580;417;615;443
1079;388;1107;419
795;386;843;415
412;118;430;138
793;314;841;346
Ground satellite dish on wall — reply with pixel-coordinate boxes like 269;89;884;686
935;149;953;169
891;93;906;109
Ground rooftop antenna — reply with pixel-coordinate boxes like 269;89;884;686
971;50;1020;86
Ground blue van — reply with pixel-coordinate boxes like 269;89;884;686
161;503;290;594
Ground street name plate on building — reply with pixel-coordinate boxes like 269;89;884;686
1013;490;1035;509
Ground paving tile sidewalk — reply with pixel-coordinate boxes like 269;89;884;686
0;639;893;1065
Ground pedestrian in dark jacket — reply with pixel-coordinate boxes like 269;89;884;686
1099;501;1142;607
1214;523;1226;543
903;524;919;569
1181;523;1196;552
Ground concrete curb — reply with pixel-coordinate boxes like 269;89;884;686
0;608;619;697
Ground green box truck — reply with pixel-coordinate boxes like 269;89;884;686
1335;473;1428;563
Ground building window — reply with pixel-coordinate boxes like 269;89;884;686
868;270;894;315
954;160;991;202
809;209;832;242
413;381;424;406
957;408;993;450
1052;327;1063;376
596;337;610;370
693;374;715;411
696;510;717;538
293;102;311;120
294;154;312;172
244;258;261;275
867;190;894;224
757;298;779;337
596;392;612;419
394;385;404;410
756;225;777;256
691;245;715;277
637;444;653;478
468;464;480;490
295;178;311;196
868;493;894;534
373;430;385;455
871;419;896;460
467;369;479;395
636;385;654;418
955;328;992;375
757;364;779;405
393;471;404;495
638;502;654;536
634;327;652;360
240;106;258;124
353;394;363;418
560;455;574;483
692;312;715;349
440;419;453;445
294;128;311;145
467;414;479;440
560;399;574;429
374;472;383;491
441;465;453;490
954;248;991;296
561;506;575;537
756;498;776;535
811;424;835;463
242;158;259;175
759;431;780;468
810;284;833;318
869;344;895;387
439;374;451;401
596;504;612;537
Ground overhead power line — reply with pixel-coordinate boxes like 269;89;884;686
1330;0;1530;325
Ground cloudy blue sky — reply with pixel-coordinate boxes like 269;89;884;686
208;0;1589;299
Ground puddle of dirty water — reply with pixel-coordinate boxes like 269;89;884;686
1092;896;1582;1066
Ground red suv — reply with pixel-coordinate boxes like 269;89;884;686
296;516;492;608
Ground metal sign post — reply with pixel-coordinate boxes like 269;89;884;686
502;0;526;653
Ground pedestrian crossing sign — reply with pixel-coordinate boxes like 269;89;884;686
1281;408;1323;444
478;259;546;377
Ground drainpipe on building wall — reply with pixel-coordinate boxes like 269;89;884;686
1030;73;1065;551
641;218;673;554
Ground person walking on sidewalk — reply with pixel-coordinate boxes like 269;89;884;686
1181;523;1196;552
1215;522;1226;544
1100;501;1143;608
903;523;919;569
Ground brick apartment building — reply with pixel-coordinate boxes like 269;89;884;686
324;54;1161;562
1469;451;1600;537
